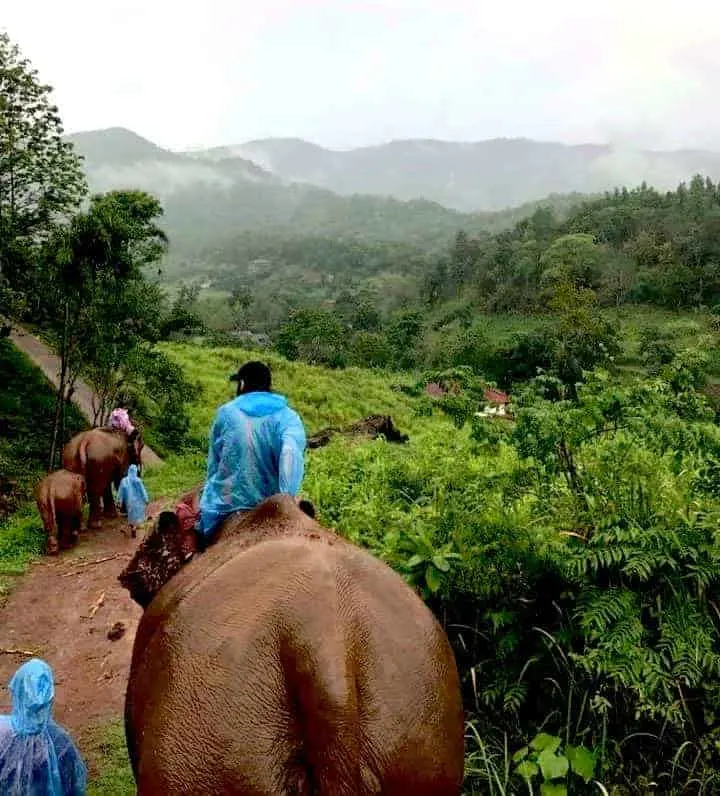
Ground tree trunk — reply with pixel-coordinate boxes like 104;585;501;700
48;301;70;470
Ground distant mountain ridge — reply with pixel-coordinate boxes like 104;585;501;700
65;127;542;256
225;136;720;212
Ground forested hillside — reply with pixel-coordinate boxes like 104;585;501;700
68;128;546;259
430;176;720;312
179;175;720;392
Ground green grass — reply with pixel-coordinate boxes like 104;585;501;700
159;342;421;436
83;721;135;796
141;341;455;505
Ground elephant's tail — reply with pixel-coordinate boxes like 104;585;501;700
37;492;57;538
78;435;90;473
286;626;380;795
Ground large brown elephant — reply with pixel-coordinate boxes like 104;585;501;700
62;427;143;529
118;494;465;795
35;469;86;555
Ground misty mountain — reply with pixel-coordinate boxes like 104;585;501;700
222;137;720;213
66;128;508;257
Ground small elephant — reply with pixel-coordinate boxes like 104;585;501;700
119;494;465;795
35;469;86;555
62;427;143;529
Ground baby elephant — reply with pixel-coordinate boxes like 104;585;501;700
35;470;86;555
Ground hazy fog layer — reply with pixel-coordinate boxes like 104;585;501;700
4;0;720;152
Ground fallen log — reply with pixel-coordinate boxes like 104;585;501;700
307;415;409;449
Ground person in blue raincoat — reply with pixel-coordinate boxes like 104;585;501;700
198;361;306;542
0;658;87;795
117;464;150;539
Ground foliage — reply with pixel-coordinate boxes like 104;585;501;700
426;176;720;316
0;32;86;316
386;310;424;370
7;338;720;791
512;733;596;794
37;190;197;455
275;307;347;368
159;282;206;339
152;342;720;793
0;338;84;517
119;346;202;455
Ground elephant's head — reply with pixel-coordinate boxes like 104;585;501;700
127;429;144;475
118;511;197;609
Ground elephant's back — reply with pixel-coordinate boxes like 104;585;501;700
36;468;80;499
146;532;443;651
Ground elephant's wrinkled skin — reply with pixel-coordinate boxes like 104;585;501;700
119;494;465;795
35;469;85;555
62;428;143;529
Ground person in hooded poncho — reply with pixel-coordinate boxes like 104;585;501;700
117;464;150;538
198;361;306;540
0;658;87;795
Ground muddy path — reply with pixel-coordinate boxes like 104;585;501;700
0;500;169;757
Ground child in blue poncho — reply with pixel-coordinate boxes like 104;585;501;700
0;658;87;795
117;464;150;539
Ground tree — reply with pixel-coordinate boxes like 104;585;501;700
539;233;603;295
599;252;636;307
0;32;86;307
548;282;620;395
45;191;168;465
228;285;253;330
275;308;347;368
387;310;424;370
161;283;206;339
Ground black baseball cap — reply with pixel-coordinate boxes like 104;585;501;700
229;361;272;391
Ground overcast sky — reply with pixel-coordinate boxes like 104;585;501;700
4;0;720;151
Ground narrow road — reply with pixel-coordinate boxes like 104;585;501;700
8;325;163;468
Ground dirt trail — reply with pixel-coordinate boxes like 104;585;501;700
0;500;169;749
8;324;163;468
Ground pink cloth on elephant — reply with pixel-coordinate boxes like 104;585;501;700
175;487;201;532
109;408;135;435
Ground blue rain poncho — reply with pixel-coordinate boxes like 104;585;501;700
198;391;306;537
0;658;87;795
117;464;149;525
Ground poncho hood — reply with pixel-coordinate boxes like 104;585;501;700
234;392;288;417
9;659;54;736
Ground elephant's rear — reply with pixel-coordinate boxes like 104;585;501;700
61;433;84;474
126;535;464;795
338;543;465;793
35;476;56;536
